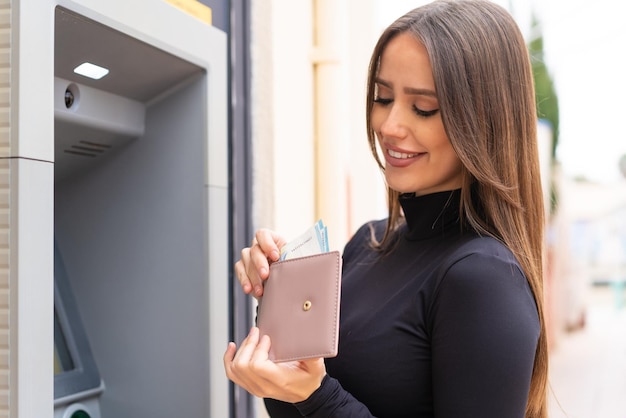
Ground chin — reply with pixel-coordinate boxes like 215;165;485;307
387;183;420;195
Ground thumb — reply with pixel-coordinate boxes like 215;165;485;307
224;342;237;363
298;357;326;372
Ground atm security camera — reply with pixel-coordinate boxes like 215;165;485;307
64;88;74;108
64;83;80;110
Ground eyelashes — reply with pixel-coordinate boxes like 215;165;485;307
373;97;440;118
413;107;439;117
373;97;393;106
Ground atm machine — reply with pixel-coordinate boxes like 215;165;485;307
54;241;104;418
50;1;229;417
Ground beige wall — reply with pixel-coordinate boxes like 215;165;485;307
0;2;10;412
250;0;395;252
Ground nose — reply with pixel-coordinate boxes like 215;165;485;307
379;104;409;140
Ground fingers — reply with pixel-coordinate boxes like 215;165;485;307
233;327;260;363
235;250;253;295
254;229;284;262
224;328;272;397
251;229;287;283
235;229;287;297
253;334;272;363
248;245;269;296
224;341;237;363
224;328;327;403
224;329;257;385
223;342;238;384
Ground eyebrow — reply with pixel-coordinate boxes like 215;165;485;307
375;77;437;97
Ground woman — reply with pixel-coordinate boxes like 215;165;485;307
224;1;549;417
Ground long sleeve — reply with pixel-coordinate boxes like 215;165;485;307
264;375;375;417
293;374;376;417
429;244;540;417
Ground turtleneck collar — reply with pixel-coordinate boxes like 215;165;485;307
399;189;461;241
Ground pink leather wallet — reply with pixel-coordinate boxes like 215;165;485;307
257;251;342;363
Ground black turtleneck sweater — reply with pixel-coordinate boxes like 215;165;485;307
264;190;539;417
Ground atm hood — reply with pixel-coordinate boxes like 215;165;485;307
54;6;204;181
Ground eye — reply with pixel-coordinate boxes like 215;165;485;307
412;105;439;118
373;97;393;106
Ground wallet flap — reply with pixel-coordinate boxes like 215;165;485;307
257;251;342;362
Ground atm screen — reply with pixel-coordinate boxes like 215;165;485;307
54;242;103;402
54;309;74;375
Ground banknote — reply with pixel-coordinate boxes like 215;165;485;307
279;219;329;261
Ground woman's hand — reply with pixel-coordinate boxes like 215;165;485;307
235;229;287;297
224;327;326;403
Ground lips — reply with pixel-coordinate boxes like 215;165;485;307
384;145;425;168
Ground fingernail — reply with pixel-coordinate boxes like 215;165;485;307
243;283;251;293
271;250;279;261
255;285;263;296
259;267;268;277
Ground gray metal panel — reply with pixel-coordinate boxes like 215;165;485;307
55;77;212;417
229;0;255;416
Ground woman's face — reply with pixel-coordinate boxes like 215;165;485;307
371;33;463;196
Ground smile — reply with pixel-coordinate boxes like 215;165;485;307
388;149;421;159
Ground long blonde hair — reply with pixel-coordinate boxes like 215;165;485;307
366;1;548;416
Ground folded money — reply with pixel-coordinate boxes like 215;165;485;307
279;219;329;261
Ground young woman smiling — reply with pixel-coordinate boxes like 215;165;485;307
225;1;548;417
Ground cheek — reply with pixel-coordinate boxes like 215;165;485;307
431;129;461;167
440;143;463;176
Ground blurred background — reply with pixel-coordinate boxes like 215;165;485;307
247;0;626;416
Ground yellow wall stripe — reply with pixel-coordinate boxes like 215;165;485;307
164;0;212;26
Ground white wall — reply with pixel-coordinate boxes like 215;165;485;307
251;0;316;239
251;0;398;251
